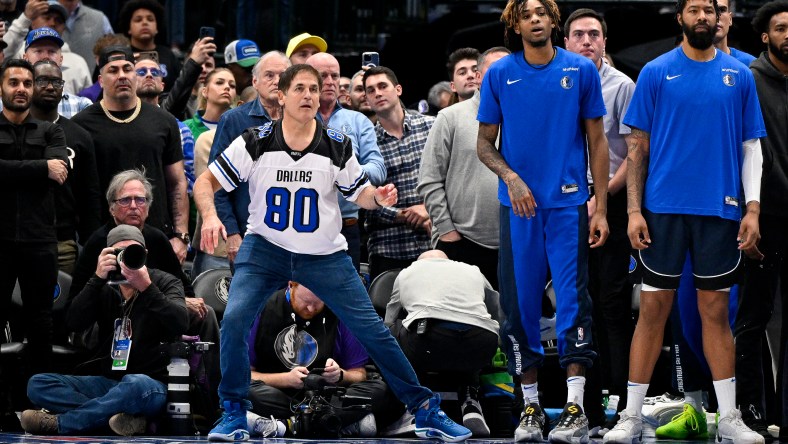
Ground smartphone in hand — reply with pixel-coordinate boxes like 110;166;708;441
362;52;379;68
199;26;215;40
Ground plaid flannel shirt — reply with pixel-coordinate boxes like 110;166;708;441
365;111;434;260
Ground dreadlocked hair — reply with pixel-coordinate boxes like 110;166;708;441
500;0;562;50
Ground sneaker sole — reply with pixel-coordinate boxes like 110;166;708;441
548;429;590;443
603;434;641;444
415;426;472;442
108;415;146;436
515;429;545;442
716;434;766;444
207;429;250;442
655;428;708;440
462;412;490;437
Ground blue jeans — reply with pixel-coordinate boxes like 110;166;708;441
27;373;167;434
217;233;432;411
191;250;231;280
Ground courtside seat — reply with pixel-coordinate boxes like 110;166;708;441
191;268;232;322
368;269;402;319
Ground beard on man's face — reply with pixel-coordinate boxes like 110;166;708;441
1;93;30;112
136;84;162;99
769;39;788;63
32;95;59;112
682;19;715;49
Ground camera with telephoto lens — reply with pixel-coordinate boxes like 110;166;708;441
115;243;147;269
291;370;373;438
107;244;147;285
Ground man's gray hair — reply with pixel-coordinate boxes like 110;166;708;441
106;168;154;207
427;81;452;108
253;50;290;79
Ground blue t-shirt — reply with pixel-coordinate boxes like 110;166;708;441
477;48;606;209
623;47;766;221
729;47;756;67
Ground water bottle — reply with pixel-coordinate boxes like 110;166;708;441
608;395;620;413
166;357;193;435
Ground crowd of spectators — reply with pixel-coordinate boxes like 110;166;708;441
0;0;786;442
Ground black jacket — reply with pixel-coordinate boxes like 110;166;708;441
67;268;188;381
161;58;202;121
751;53;788;217
55;116;102;244
0;112;67;243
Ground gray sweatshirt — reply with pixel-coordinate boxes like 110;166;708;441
417;90;499;248
386;257;500;334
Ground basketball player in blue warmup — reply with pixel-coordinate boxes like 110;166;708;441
603;0;767;442
476;0;610;441
194;64;471;442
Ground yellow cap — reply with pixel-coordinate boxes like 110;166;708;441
285;33;328;58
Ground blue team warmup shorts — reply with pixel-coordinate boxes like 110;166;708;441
633;210;742;290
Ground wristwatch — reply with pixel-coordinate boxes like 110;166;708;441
173;232;190;244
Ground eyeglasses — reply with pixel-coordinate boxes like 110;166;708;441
34;78;65;89
113;196;148;207
135;67;162;77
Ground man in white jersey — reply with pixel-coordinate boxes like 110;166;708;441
193;64;471;443
603;0;766;442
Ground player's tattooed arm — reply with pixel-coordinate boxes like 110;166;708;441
626;128;650;215
477;123;515;183
477;122;536;218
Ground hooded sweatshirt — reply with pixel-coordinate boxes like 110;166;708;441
751;52;788;217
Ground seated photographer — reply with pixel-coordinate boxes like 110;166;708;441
21;224;189;436
70;169;219;348
247;281;397;438
385;249;500;437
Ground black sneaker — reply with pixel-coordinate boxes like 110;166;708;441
548;402;589;443
515;402;546;442
741;404;773;442
461;397;490;437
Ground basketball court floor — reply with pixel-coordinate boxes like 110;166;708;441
0;423;717;443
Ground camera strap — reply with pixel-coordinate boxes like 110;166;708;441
111;291;138;371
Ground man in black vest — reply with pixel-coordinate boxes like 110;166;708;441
247;281;396;438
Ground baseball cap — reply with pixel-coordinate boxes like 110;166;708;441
45;0;68;21
98;45;135;70
25;27;64;51
107;224;146;248
285;33;327;58
224;39;260;68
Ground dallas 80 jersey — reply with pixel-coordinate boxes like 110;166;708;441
209;120;370;255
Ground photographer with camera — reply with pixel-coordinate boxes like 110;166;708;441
246;281;397;438
20;224;189;436
71;169;219;340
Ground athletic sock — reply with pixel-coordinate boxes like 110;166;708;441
522;382;540;405
713;377;736;417
683;390;704;413
624;381;649;417
567;376;586;409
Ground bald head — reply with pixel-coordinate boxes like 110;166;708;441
417;249;449;261
305;52;340;106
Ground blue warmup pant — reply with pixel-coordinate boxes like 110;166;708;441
498;204;596;375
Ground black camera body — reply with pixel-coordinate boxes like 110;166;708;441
291;374;348;438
